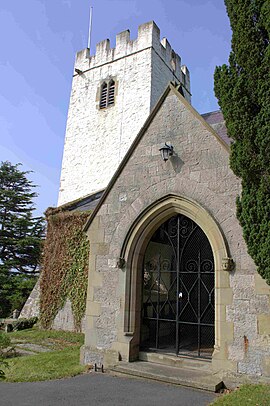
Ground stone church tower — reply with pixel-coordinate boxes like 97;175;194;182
58;21;191;206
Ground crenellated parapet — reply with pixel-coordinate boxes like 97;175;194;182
74;21;190;95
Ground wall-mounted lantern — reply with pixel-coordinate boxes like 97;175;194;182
159;143;174;162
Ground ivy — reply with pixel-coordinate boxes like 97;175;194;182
39;210;90;330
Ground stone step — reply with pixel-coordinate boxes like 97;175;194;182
111;361;223;393
139;351;211;371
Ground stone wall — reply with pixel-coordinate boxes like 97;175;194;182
227;273;270;376
19;279;40;319
52;299;86;333
19;280;86;332
82;85;270;379
58;21;190;206
20;287;86;333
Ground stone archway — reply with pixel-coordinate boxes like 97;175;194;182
120;194;232;368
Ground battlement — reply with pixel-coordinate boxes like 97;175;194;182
74;21;190;92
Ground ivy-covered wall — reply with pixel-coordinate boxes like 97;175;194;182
40;208;90;331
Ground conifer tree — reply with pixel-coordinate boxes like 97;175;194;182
214;1;270;283
0;161;44;317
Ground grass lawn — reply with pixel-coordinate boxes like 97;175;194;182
212;384;270;405
8;327;84;349
5;347;84;382
1;328;85;382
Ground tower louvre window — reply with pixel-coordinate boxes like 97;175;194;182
99;80;115;109
100;82;108;109
108;80;115;106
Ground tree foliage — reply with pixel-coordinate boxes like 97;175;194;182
0;161;45;317
214;0;270;283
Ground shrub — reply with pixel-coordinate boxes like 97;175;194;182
0;332;11;355
0;358;7;380
0;332;11;379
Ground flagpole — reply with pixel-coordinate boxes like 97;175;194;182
87;6;93;52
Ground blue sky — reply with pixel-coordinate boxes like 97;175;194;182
0;0;231;215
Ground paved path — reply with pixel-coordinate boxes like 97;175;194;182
0;372;217;406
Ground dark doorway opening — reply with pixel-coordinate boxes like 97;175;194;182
140;214;215;358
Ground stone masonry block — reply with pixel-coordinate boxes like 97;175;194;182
216;270;230;288
89;229;105;244
91;271;103;288
216;304;226;322
219;321;234;342
87;301;101;317
93;243;109;256
217;287;233;306
212;357;237;374
258;314;270;335
89;216;100;231
262;356;270;377
88;254;96;271
255;274;270;295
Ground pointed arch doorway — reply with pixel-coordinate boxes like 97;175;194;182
140;214;215;358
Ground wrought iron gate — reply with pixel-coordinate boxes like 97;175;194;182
141;214;215;358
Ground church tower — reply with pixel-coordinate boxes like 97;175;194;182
58;21;191;206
